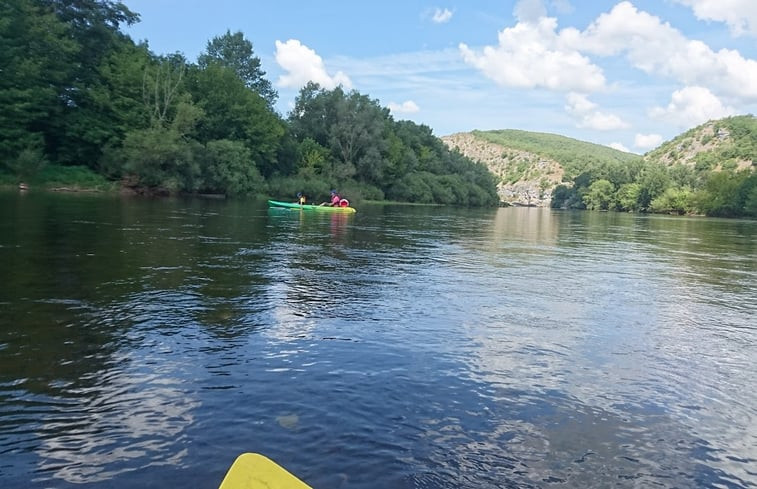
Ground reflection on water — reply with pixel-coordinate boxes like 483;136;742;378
0;194;755;488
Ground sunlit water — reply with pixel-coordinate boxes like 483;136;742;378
1;192;755;488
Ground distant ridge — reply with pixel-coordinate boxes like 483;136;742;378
442;129;640;206
442;116;755;207
644;115;755;172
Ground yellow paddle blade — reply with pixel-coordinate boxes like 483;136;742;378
218;453;312;489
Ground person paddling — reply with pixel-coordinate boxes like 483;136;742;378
321;190;341;206
295;192;306;205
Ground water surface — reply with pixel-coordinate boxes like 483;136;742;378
1;192;755;488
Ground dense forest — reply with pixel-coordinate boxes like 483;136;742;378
0;0;499;206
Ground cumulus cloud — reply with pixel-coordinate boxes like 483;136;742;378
634;133;664;149
274;39;352;90
461;0;757;124
431;7;453;24
565;93;629;130
608;142;630;152
388;100;420;114
550;0;574;14
459;17;606;93
649;86;736;128
514;0;547;23
577;2;757;101
673;0;757;36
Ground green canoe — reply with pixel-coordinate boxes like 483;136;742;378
267;199;356;213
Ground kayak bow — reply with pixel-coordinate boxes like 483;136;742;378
218;453;312;489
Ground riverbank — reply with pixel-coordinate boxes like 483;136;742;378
0;165;117;193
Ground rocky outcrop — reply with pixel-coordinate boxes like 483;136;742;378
441;133;564;207
644;117;754;171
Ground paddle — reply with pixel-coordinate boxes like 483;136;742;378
218;453;312;489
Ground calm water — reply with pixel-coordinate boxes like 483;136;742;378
1;192;755;489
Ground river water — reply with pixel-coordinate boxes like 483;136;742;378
1;192;755;488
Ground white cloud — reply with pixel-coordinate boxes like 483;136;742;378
649;86;736;128
577;2;757;101
673;0;757;36
564;92;597;113
514;0;547;23
565;92;629;130
388;100;420;114
274;39;352;90
550;0;574;15
608;142;630;152
432;8;453;24
459;17;606;93
634;133;664;149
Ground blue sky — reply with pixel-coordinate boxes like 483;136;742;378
123;0;757;153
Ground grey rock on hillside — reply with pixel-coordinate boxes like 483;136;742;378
442;133;563;207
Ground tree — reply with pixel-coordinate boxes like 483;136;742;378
60;41;153;170
201;139;264;195
0;0;77;166
143;53;188;127
650;187;694;214
187;63;285;177
637;163;671;211
615;183;641;211
583;179;615;210
41;0;140;165
328;90;389;183
198;30;277;107
118;101;204;191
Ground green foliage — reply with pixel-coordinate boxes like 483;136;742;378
648;115;756;169
649;187;694;214
266;174;332;203
288;84;498;205
198;30;277;107
474;128;641;180
59;41;153;167
0;0;77;162
118;125;200;191
4;0;751;214
583;179;615;210
694;171;756;217
34;164;116;191
615;183;642;212
201;139;264;196
4;136;48;182
637;164;671;210
745;185;757;217
188;63;284;178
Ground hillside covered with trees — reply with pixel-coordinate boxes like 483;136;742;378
0;0;498;206
446;117;756;218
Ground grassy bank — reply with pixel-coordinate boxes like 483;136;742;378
1;165;118;192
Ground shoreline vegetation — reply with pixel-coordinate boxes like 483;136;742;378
1;1;498;208
1;1;754;217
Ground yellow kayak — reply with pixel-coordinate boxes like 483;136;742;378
218;453;312;489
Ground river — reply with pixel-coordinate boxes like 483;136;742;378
1;192;755;488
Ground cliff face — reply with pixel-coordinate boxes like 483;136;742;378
441;133;563;207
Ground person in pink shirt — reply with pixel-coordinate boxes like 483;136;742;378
321;190;341;206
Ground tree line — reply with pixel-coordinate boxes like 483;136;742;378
0;0;499;206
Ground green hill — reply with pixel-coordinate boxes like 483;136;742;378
473;129;641;178
442;129;642;206
443;118;755;216
644;115;756;173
